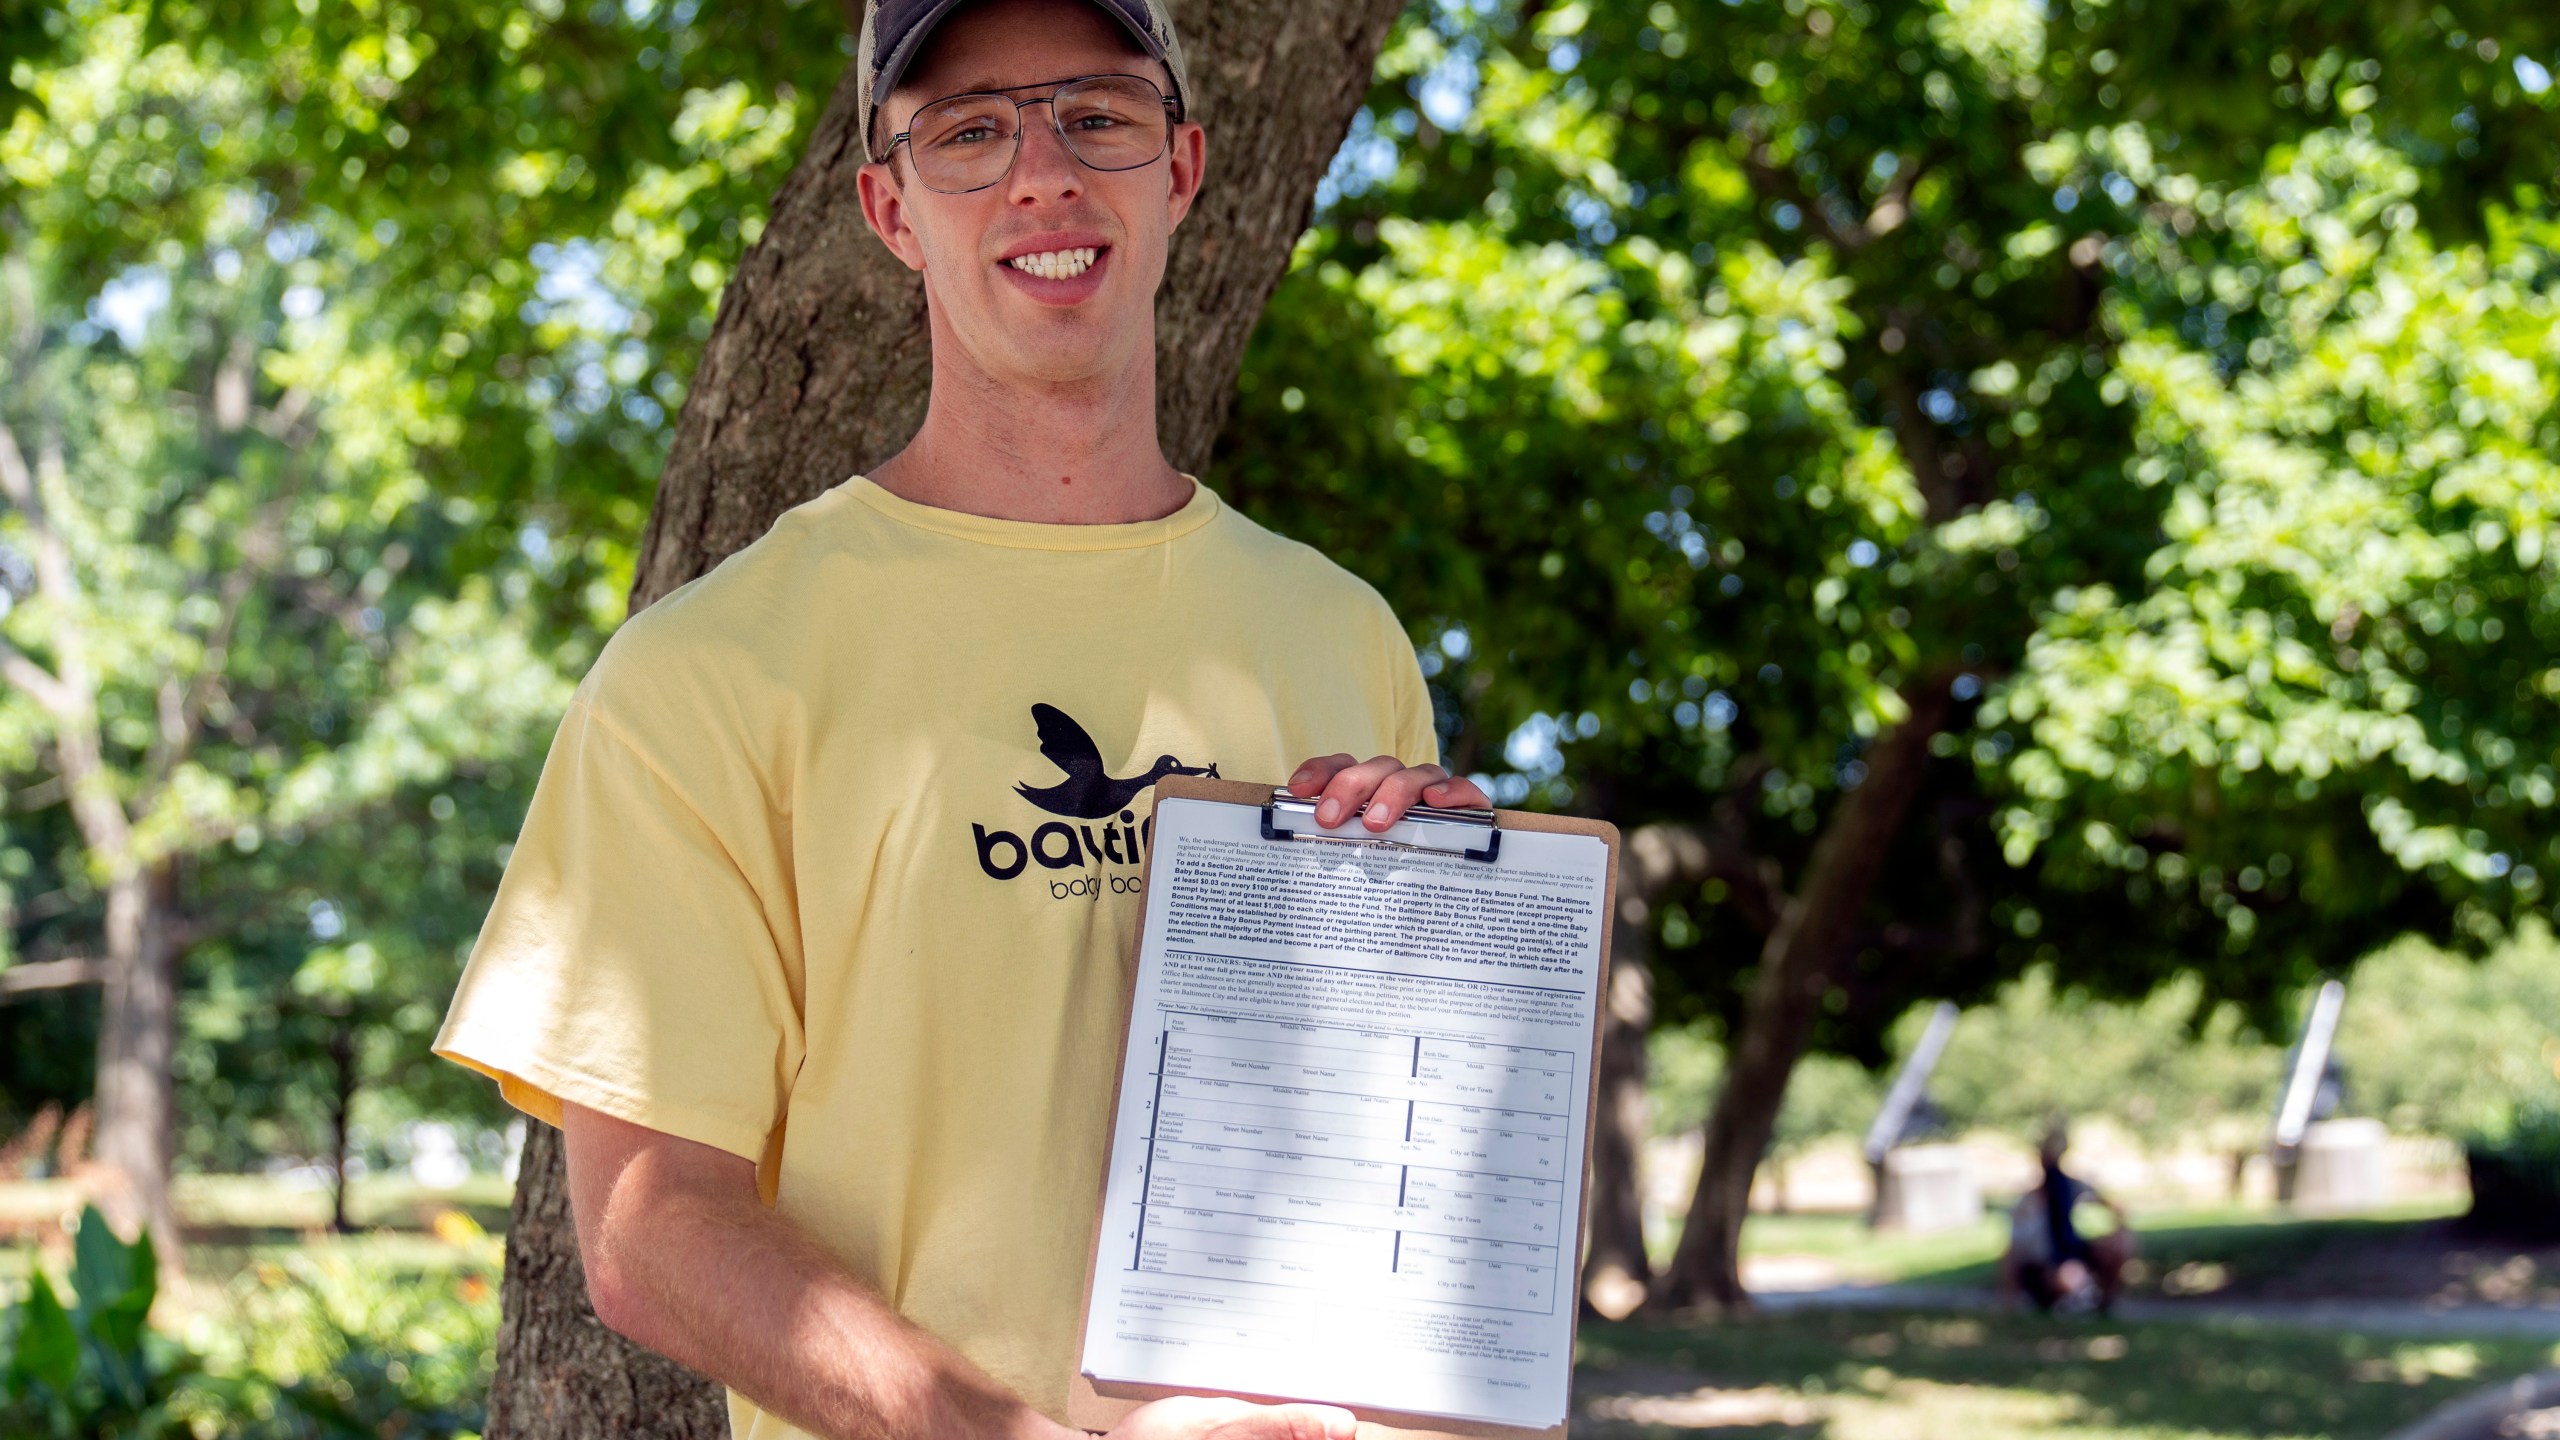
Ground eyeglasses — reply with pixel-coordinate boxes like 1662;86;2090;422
884;73;1180;195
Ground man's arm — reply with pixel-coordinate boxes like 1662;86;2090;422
562;1103;1358;1440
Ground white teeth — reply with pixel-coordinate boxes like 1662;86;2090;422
1007;247;1097;280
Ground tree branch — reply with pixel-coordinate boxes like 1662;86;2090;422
1735;130;1940;254
0;413;77;614
147;456;300;784
254;384;314;445
1700;753;1788;935
0;632;70;715
1616;813;1787;939
0;261;125;869
1858;148;1940;244
1873;356;1976;523
0;956;104;1000
148;553;260;779
1739;133;1864;255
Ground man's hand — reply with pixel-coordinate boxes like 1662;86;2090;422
1286;754;1492;833
1106;1397;1358;1440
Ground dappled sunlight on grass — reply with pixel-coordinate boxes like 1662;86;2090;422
1734;1197;2484;1295
1575;1309;2560;1439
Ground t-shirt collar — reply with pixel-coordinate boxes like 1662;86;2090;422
846;475;1220;551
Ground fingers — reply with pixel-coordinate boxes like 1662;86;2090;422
1262;1404;1359;1440
1314;754;1406;829
1286;755;1495;831
1418;771;1492;810
1115;1396;1357;1440
1287;754;1357;798
1286;752;1493;833
1347;762;1493;830
1211;1401;1358;1440
1363;762;1451;829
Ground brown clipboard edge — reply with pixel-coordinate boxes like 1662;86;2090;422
1066;774;1622;1440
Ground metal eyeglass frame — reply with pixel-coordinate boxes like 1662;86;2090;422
882;72;1184;194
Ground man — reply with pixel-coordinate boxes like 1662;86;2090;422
2001;1120;2134;1315
433;0;1488;1436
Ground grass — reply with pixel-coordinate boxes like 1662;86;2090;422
0;1172;512;1287
1739;1211;2006;1283
1734;1197;2477;1293
1576;1307;2560;1439
173;1171;514;1235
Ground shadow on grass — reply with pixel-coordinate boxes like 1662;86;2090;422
1576;1307;2557;1439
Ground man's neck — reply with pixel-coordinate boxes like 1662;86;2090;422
869;335;1191;525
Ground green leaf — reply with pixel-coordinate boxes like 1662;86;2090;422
67;1206;157;1409
5;1268;79;1396
68;1205;149;1324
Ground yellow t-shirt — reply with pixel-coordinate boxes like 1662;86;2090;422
435;476;1437;1437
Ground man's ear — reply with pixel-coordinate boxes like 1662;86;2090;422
857;158;930;271
1163;120;1206;231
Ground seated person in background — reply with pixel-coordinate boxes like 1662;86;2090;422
2002;1120;2134;1314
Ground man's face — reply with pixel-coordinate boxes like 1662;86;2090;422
857;0;1206;390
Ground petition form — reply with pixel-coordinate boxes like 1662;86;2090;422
1078;795;1611;1432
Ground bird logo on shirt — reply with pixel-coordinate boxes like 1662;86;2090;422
1013;703;1218;818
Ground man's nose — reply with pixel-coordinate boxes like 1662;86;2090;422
1006;104;1084;203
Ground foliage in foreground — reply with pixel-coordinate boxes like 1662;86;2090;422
2;1206;193;1438
1;1207;496;1439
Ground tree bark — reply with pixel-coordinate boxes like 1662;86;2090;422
1651;680;1954;1312
328;1019;357;1235
90;860;183;1260
491;3;1408;1434
1580;823;1711;1319
491;1123;730;1439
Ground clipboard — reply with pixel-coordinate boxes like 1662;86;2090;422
1068;774;1620;1439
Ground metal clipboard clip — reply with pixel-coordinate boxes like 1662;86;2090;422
1259;786;1503;863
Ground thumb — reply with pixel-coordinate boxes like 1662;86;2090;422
1251;1404;1358;1440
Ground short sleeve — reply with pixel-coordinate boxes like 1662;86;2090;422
435;692;805;1166
1383;607;1441;769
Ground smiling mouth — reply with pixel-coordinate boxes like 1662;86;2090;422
1006;246;1101;280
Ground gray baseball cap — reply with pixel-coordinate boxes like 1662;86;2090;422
858;0;1193;161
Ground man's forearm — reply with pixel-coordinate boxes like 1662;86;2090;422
569;1107;1073;1440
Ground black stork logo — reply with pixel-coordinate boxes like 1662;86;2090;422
1014;703;1218;818
971;704;1221;887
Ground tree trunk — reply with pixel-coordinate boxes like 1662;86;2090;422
329;1019;357;1235
491;4;1409;1434
90;859;183;1262
1580;823;1710;1319
1581;941;1654;1321
1651;681;1954;1312
490;1123;727;1439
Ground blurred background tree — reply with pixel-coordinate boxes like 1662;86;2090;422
0;8;590;1254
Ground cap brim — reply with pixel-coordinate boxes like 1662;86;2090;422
867;0;1183;157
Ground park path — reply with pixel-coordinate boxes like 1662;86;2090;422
1751;1281;2560;1340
